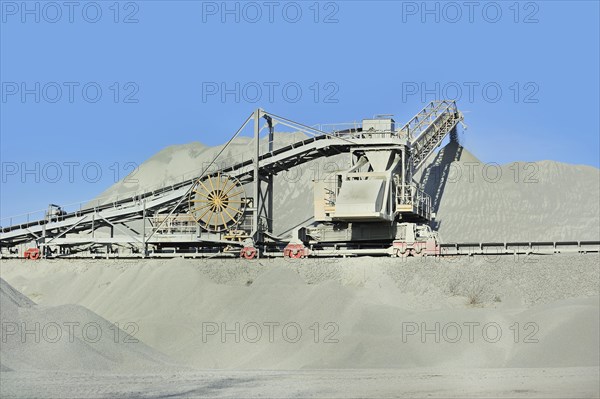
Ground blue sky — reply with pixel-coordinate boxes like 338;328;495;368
1;0;599;219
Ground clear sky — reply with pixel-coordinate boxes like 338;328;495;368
1;0;599;220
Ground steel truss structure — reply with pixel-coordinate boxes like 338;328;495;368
1;101;598;259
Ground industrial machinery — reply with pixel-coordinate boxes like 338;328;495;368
1;101;598;259
300;110;452;258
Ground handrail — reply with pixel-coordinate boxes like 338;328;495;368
399;100;457;141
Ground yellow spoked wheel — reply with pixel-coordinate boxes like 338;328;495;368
189;174;246;232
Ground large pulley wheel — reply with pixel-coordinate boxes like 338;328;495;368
189;174;246;232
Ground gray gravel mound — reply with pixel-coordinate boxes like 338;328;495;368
93;135;600;242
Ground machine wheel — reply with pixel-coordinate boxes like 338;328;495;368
240;246;257;260
24;248;40;260
411;248;423;257
394;248;409;258
284;243;306;259
289;249;303;259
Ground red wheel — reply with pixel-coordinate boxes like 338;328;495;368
290;249;302;259
25;248;40;260
241;247;257;260
394;248;408;258
284;244;305;259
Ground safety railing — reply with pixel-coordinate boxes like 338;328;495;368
312;121;401;140
150;214;198;235
395;183;432;220
399;100;459;141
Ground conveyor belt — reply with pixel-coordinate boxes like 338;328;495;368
0;125;407;245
